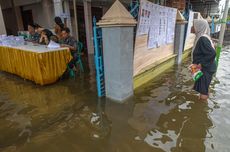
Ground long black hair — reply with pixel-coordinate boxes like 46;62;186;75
34;23;42;29
54;16;64;29
42;29;53;40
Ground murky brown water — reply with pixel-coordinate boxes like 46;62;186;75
0;47;230;152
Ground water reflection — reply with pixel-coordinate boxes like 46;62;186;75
0;72;96;150
0;49;230;152
143;101;213;152
130;58;215;152
90;99;112;139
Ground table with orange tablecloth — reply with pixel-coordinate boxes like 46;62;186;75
0;43;72;85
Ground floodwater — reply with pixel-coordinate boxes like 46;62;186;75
0;47;230;152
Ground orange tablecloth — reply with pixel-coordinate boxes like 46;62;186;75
0;44;72;85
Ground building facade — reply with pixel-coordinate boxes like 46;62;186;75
0;0;221;56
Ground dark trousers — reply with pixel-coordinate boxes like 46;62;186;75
68;51;78;69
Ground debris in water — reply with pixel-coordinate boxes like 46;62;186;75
91;113;100;124
171;96;176;100
176;85;180;88
93;134;100;138
134;136;142;141
83;106;90;112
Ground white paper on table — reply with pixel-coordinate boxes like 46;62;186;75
47;40;60;49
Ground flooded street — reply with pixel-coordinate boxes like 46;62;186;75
0;47;230;152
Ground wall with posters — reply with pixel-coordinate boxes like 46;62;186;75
134;0;177;76
133;0;195;77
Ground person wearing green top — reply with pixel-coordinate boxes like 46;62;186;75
27;23;40;43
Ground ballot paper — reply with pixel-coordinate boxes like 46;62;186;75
47;40;60;49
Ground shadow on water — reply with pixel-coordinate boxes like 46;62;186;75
0;48;230;152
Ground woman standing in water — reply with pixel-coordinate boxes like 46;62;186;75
192;19;217;100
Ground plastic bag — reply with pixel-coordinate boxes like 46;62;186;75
189;64;203;81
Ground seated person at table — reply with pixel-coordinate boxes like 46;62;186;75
34;23;44;35
39;29;54;45
27;23;40;42
54;16;65;40
60;27;77;69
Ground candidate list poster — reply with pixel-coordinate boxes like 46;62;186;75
147;4;160;48
137;0;152;35
147;4;177;49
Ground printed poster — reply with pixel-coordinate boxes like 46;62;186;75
137;0;177;49
147;4;160;48
166;8;177;44
137;0;152;35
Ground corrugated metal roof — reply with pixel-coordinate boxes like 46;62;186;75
190;0;220;4
190;0;221;16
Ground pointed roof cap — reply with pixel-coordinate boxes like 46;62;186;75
176;10;187;24
176;10;185;21
97;0;137;27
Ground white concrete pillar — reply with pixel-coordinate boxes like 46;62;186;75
63;0;73;34
174;21;187;64
83;0;94;55
42;0;54;29
53;0;73;34
0;4;6;34
73;0;79;41
98;0;137;102
218;0;230;46
53;0;63;17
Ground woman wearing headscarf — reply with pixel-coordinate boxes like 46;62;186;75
54;16;65;40
191;19;217;100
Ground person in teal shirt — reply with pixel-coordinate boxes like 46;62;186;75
27;23;40;43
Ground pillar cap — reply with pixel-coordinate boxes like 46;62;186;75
176;10;186;22
97;0;137;27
